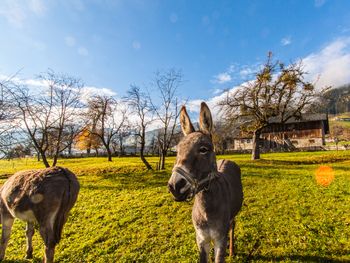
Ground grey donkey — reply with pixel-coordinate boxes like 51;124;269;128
168;102;243;263
0;166;79;263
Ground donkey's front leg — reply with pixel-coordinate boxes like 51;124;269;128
0;212;14;260
26;222;35;259
195;229;210;263
214;235;228;263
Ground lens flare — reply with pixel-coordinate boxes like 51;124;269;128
315;166;335;187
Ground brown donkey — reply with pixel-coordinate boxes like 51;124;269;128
0;166;79;263
168;102;243;263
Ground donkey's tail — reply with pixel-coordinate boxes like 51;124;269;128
53;168;80;245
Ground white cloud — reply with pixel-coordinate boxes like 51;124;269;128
281;36;292;46
80;86;117;103
189;37;350;122
213;72;231;84
0;74;116;105
0;74;48;89
212;88;223;95
78;46;89;56
303;37;350;89
132;41;141;50
212;63;260;85
65;36;76;47
239;66;256;79
0;0;46;28
185;100;202;113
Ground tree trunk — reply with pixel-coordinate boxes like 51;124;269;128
140;139;152;170
160;149;166;170
68;144;72;157
107;147;112;162
157;149;162;170
119;137;123;157
251;129;261;160
41;152;50;168
52;155;58;167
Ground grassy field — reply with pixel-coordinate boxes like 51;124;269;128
0;151;350;262
329;113;350;131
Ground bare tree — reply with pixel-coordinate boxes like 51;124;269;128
10;70;83;167
218;53;325;160
86;95;128;162
111;122;131;157
0;77;22;159
125;85;154;169
150;69;183;170
62;123;83;157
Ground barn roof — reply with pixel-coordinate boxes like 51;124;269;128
268;113;328;124
234;113;329;139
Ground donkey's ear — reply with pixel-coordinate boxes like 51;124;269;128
180;106;195;136
199;102;213;135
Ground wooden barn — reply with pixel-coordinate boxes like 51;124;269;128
233;114;330;151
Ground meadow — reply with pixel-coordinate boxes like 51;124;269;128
0;151;349;262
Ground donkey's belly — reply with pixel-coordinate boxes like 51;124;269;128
13;209;37;223
3;191;40;223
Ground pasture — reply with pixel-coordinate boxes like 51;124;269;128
0;151;349;262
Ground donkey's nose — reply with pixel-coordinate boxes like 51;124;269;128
168;183;175;194
168;176;189;201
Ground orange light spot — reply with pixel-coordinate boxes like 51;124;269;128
315;166;335;187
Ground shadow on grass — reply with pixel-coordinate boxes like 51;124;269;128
256;157;350;166
0;174;11;180
2;257;42;263
81;171;169;191
247;254;349;262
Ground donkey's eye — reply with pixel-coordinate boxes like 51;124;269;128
199;146;209;154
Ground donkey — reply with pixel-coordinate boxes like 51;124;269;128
168;102;243;263
0;166;80;263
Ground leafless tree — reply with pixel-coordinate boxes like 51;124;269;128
111;123;131;157
62;123;83;157
125;85;154;169
218;53;325;160
9;70;83;167
0;78;19;157
86;95;128;162
150;69;183;170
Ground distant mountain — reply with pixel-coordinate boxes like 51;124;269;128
124;123;199;149
318;84;350;114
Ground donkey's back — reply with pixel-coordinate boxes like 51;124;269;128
216;159;243;217
0;166;79;263
1;166;79;229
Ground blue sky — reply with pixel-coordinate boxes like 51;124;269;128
1;0;350;105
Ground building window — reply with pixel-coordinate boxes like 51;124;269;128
309;139;315;144
291;140;298;145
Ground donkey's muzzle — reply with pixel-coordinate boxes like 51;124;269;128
168;174;192;202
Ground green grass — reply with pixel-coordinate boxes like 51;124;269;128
330;120;350;129
0;151;350;262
